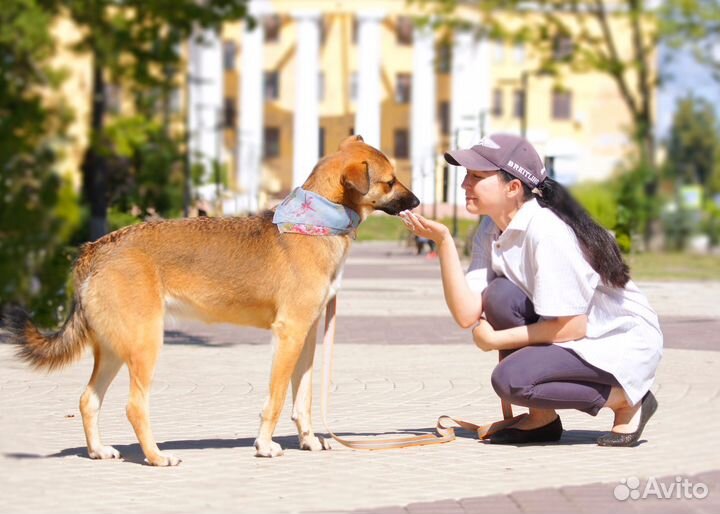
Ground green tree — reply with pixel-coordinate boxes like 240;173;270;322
416;0;662;244
0;0;81;325
104;115;185;218
39;0;251;240
664;95;720;193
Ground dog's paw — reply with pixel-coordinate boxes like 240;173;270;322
300;435;331;451
145;452;182;466
254;439;283;458
88;445;122;460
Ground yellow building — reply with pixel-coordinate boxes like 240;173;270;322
51;0;653;217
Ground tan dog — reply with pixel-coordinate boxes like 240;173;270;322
7;135;419;465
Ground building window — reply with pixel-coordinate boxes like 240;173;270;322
492;88;503;117
552;90;572;119
351;16;358;45
104;84;121;114
264;127;280;158
513;89;525;119
442;165;449;202
223;98;236;128
396;16;413;45
318;72;325;101
349;127;355;136
553;35;574;61
170;88;182;114
439;101;450;136
319;17;327;46
349;72;358;101
493;40;505;63
264;15;281;43
223;41;236;70
264;71;279;100
319;127;325;156
437;41;452;74
395;73;411;104
514;42;525;63
394;128;409;159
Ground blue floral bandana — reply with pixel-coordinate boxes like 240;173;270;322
272;187;361;238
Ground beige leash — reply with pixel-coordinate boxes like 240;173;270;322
319;296;516;450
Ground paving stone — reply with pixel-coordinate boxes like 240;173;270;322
0;242;718;514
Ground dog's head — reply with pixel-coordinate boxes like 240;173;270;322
303;135;420;220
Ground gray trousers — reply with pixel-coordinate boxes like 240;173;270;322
482;277;620;416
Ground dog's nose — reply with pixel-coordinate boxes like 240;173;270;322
408;194;420;210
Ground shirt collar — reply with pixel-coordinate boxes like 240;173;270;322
505;197;541;233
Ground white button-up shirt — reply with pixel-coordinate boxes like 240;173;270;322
466;198;663;405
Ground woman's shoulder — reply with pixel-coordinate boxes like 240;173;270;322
526;206;577;244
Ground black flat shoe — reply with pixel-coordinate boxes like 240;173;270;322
489;416;563;445
597;391;658;447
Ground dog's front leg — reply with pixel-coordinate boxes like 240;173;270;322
255;317;311;457
291;318;331;452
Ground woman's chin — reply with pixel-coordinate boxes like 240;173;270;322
465;202;482;215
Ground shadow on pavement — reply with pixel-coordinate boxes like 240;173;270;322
3;426;484;465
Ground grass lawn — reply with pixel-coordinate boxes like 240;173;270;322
356;213;720;282
356;213;480;244
627;252;720;282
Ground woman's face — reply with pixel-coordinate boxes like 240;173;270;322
461;169;510;216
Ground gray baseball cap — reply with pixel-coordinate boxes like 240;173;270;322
444;133;546;187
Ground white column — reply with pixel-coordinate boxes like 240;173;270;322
292;11;321;188
411;24;437;207
188;27;224;201
354;11;384;149
450;30;491;205
237;7;266;213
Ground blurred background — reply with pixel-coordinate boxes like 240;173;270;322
1;0;719;326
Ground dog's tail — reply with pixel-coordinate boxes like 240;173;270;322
4;302;91;371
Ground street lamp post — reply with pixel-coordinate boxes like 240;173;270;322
520;70;529;138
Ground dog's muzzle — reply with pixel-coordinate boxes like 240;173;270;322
378;192;420;216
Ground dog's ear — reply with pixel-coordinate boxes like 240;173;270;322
343;160;370;195
339;134;364;149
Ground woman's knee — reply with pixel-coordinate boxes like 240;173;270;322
482;278;538;330
491;357;525;401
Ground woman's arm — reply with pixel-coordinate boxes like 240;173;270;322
472;314;587;352
399;211;482;328
436;233;484;328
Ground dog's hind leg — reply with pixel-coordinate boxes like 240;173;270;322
255;315;315;457
80;342;123;460
291;318;331;451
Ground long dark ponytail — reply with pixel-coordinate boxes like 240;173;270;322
499;171;630;289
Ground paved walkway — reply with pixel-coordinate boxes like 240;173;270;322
1;242;718;514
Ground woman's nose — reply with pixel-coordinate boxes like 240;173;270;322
461;174;470;189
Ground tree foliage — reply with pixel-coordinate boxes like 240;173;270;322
661;0;720;81
0;0;81;325
37;0;251;239
664;95;720;194
415;0;663;245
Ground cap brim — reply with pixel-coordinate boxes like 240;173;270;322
443;149;500;171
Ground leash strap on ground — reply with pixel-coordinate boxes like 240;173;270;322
320;296;457;450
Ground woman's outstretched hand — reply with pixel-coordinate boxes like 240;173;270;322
399;210;451;244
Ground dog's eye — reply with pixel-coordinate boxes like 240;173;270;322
387;179;396;188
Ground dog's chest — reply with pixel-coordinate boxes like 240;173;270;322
326;250;349;300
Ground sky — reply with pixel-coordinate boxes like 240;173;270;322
657;44;720;141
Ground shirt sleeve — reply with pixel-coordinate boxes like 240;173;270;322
465;217;497;296
530;222;600;317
